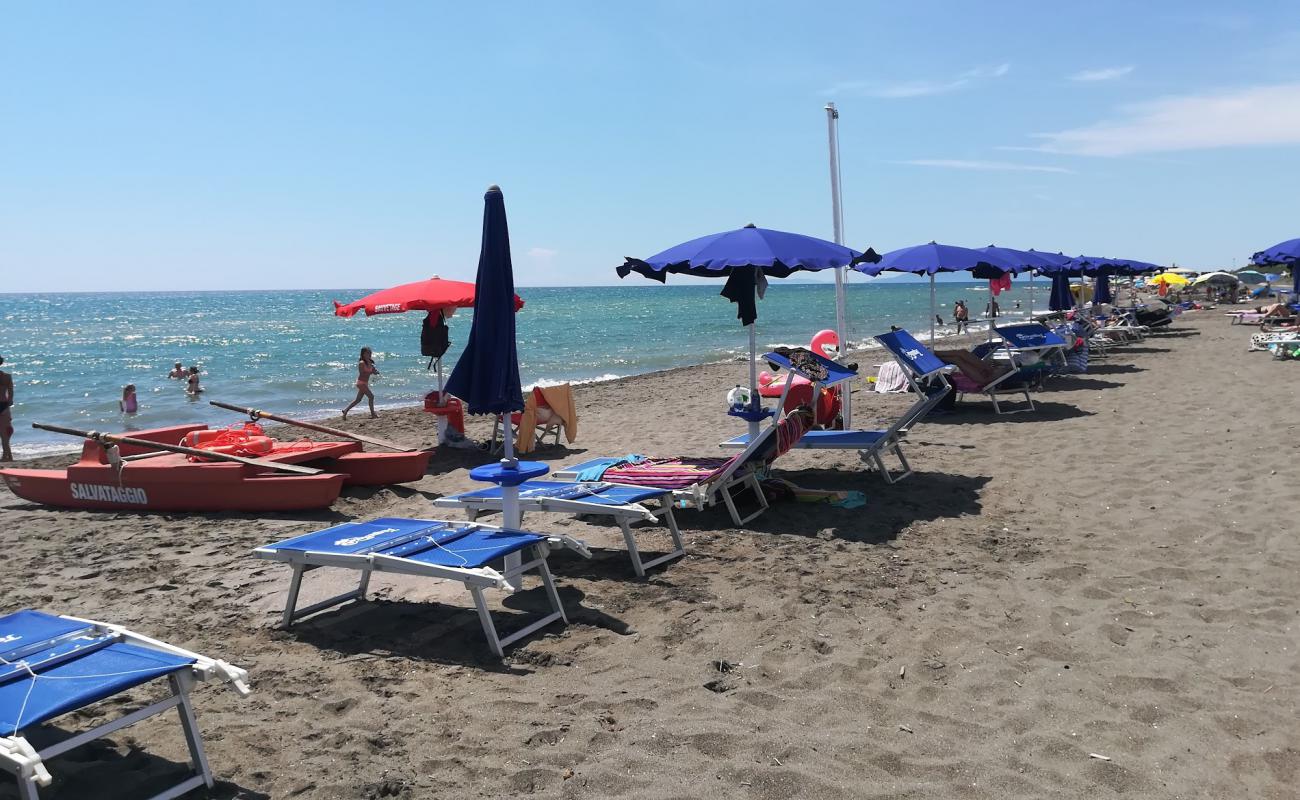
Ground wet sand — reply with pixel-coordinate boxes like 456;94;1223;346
1;311;1296;799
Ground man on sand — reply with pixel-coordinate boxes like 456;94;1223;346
0;356;13;461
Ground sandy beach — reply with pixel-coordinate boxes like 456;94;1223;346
1;310;1296;800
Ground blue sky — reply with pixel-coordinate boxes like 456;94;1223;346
3;1;1298;291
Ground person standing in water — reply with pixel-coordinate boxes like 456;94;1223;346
186;366;203;396
120;384;138;414
168;362;186;379
343;346;380;420
953;300;969;334
0;356;13;461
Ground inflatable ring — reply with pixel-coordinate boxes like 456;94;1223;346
811;329;839;358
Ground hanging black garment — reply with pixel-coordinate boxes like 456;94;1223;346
421;311;450;358
720;268;764;326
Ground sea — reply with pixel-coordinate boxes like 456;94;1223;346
0;280;1043;457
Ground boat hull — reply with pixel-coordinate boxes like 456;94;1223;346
0;467;345;512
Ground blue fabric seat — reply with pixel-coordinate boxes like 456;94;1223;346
255;518;591;657
0;610;249;800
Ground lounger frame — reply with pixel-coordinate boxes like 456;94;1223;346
253;521;591;657
0;617;249;800
434;484;685;578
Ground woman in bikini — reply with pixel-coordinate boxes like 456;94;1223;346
343;346;380;420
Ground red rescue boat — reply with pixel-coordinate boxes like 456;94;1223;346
0;423;432;512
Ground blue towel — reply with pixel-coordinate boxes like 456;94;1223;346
576;454;646;482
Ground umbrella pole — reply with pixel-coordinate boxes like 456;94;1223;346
825;102;851;427
747;322;761;440
1029;272;1035;319
499;405;523;573
929;275;936;344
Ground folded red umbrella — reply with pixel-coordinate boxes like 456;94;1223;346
333;276;523;317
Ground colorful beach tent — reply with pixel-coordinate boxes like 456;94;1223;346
618;224;874;439
855;242;1019;342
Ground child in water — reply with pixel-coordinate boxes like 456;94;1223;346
186;366;203;396
120;384;138;414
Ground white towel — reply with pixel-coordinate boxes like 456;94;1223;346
874;361;910;393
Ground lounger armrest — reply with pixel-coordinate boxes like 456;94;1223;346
60;615;252;696
0;735;54;787
546;534;592;560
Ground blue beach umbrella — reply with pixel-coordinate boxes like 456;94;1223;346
619;224;874;435
980;246;1071;318
1048;271;1075;311
445;185;524;420
1250;238;1300;298
856;242;1019;342
1095;274;1113;305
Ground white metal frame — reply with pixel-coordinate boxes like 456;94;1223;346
253;523;591;657
0;618;249;800
434;486;685;578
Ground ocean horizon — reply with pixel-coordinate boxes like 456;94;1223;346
1;280;1047;457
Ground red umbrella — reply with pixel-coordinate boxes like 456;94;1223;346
333;276;523;317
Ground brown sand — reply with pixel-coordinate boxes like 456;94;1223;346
1;312;1296;799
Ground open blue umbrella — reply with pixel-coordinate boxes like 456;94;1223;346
1250;238;1300;298
620;224;873;436
856;242;1019;342
980;246;1070;318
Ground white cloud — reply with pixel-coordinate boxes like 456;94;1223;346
527;247;558;260
822;63;1010;99
894;159;1074;174
1069;65;1135;82
1030;82;1300;156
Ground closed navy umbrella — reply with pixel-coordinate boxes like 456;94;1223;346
1095;274;1113;304
1048;272;1075;311
445;185;524;419
445;186;537;541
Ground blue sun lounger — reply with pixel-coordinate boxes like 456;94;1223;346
719;337;951;483
993;323;1070;370
0;610;249;800
433;481;684;578
253;517;591;657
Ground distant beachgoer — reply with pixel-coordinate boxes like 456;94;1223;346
168;362;186;379
953;300;969;334
343;346;380;420
186;366;203;396
120;384;138;415
985;299;1000;318
0;356;12;461
1015;300;1022;310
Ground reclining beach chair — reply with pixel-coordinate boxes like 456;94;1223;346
434;482;684;578
254;518;590;657
718;340;950;483
933;344;1035;414
0;610;249;800
492;384;577;454
550;408;813;528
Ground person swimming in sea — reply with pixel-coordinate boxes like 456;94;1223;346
0;356;13;461
186;366;203;396
120;384;138;415
343;346;380;420
168;362;186;379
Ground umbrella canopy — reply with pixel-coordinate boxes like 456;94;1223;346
1190;271;1239;286
977;245;1067;271
1233;269;1268;285
333;277;522;317
1162;266;1200;275
1149;272;1190;287
857;242;1019;341
444;186;524;417
1095;274;1113;304
1250;237;1300;266
1048;272;1074;311
618;224;872;281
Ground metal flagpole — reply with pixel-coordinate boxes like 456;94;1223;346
825;102;851;426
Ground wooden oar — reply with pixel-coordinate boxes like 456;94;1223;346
208;400;416;452
31;423;324;476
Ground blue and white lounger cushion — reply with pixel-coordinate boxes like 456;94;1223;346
433;481;684;578
0;610;249;800
720;336;951;483
253;518;591;657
